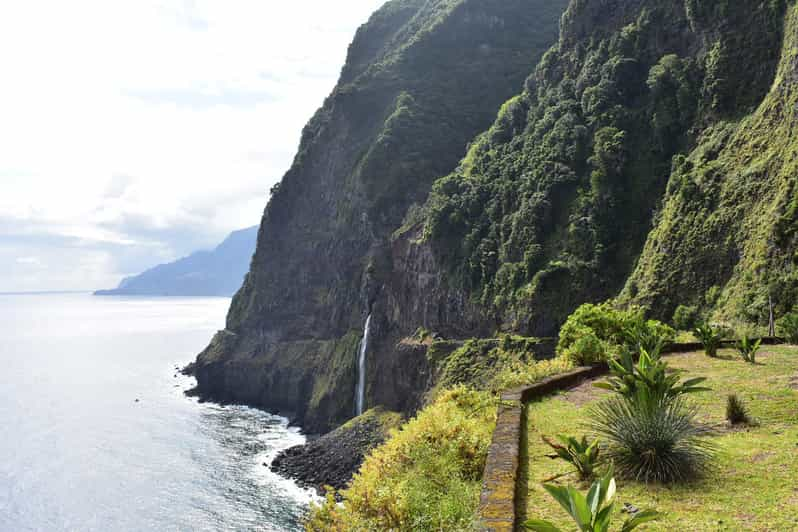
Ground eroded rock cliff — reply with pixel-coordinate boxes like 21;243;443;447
189;0;568;433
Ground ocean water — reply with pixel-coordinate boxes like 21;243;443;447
0;293;312;532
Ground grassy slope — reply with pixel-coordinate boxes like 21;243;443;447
626;2;798;323
525;347;798;531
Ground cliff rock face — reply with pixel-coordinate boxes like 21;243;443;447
192;0;798;434
190;0;568;433
624;2;798;324
414;0;788;337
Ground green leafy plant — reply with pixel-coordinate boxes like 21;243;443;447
563;330;611;366
524;466;661;531
776;312;798;344
672;305;699;331
623;320;671;356
594;348;710;410
725;394;751;425
543;434;602;480
736;335;761;364
558;303;674;365
694;323;723;357
589;396;716;483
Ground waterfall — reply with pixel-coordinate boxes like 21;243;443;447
355;314;371;416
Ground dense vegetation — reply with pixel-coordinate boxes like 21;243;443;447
305;353;573;530
556;302;674;365
624;2;798;324
419;0;791;335
306;387;495;531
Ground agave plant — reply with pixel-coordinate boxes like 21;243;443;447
594;348;710;411
543;434;601;480
694;323;722;357
589;396;715;483
524;467;661;532
736;335;761;364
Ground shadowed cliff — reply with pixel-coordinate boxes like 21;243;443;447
189;0;569;433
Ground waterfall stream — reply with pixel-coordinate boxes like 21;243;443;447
355;314;371;416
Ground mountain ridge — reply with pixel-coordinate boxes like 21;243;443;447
95;226;258;297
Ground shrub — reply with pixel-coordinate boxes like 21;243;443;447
736;335;761;364
594;348;709;411
623;315;674;354
776;312;798;343
589;396;715;483
542;434;601;481
726;394;751;425
557;303;631;359
672;304;699;331
557;302;674;365
563;330;611;365
694;323;722;357
305;387;495;531
524;466;661;531
433;337;570;393
491;357;573;392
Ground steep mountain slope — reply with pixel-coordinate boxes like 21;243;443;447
405;0;788;338
192;0;798;436
95;227;257;297
624;2;798;324
189;0;569;432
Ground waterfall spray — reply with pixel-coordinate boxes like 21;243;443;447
355;314;371;416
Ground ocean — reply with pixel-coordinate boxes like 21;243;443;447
0;293;311;531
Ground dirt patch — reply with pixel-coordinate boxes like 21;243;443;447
750;451;776;463
789;374;798;390
756;351;775;361
556;378;604;406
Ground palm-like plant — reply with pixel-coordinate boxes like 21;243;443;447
524;467;661;532
694;323;722;357
589;396;715;483
736;335;761;364
594;348;709;410
543;434;601;480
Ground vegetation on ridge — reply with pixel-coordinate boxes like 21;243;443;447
418;0;789;335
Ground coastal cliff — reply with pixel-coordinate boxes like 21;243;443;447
188;0;569;433
190;0;798;440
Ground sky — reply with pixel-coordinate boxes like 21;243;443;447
0;0;386;292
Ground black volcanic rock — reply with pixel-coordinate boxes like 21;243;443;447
270;408;402;494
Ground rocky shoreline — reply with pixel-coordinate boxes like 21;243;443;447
269;408;402;494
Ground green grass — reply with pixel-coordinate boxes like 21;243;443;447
525;346;798;531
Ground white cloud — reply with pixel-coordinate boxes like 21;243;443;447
0;0;386;291
16;257;44;267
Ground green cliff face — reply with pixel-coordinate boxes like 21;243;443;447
194;0;798;434
191;0;568;433
624;2;798;324
417;0;789;336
